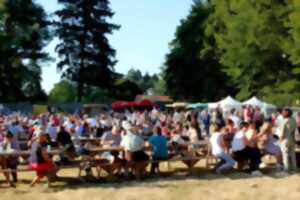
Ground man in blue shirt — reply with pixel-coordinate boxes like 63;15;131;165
148;126;168;174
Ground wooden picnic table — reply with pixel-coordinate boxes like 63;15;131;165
0;149;63;157
72;137;102;142
0;140;209;157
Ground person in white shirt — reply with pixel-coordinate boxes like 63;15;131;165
232;121;262;173
278;108;297;172
232;122;249;170
173;111;181;123
210;125;236;174
275;111;284;138
120;123;149;179
121;130;144;154
230;109;241;129
47;123;58;142
87;117;97;128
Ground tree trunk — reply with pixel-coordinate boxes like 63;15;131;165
77;1;89;103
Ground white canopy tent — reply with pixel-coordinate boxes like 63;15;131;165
242;96;264;108
243;96;277;117
208;102;220;109
208;96;242;111
220;96;242;111
243;96;277;109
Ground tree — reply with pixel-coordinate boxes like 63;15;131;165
82;87;113;103
126;68;143;85
55;0;120;102
205;0;299;104
126;68;159;93
164;0;234;102
151;72;167;96
110;78;143;100
277;0;300;105
48;80;76;103
0;0;51;102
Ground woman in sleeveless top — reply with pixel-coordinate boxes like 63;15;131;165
30;129;56;187
258;120;282;165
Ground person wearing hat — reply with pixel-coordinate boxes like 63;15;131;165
29;128;56;187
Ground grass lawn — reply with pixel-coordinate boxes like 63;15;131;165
1;161;300;200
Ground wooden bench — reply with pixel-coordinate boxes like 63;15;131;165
0;143;210;181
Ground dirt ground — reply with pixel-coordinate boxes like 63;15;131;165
1;162;300;200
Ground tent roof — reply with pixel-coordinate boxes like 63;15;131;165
208;96;241;110
243;96;264;107
220;96;242;107
243;96;277;109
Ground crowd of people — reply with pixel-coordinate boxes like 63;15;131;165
0;105;299;187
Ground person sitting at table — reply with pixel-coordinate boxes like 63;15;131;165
0;155;14;187
97;125;123;177
30;128;57;187
189;122;200;145
0;131;17;187
210;125;236;174
120;123;149;179
0;132;19;183
257;119;282;167
56;126;76;163
232;122;250;170
244;121;262;173
232;121;262;173
74;121;84;138
148;126;168;175
46;122;58;147
183;122;202;169
0;126;5;143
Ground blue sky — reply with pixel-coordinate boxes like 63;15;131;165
37;0;193;92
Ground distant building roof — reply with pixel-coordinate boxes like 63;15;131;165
135;95;173;103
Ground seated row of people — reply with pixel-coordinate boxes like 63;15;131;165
210;108;298;175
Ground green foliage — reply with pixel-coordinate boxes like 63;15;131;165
55;0;120;102
164;1;235;102
48;80;76;103
82;87;113;103
126;68;159;93
112;78;143;100
0;0;51;102
204;0;299;104
151;72;167;96
49;80;117;104
126;68;143;85
283;0;300;65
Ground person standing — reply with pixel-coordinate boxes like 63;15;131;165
279;108;298;173
200;110;211;136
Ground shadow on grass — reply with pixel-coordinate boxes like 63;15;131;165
1;165;298;192
33;166;298;193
